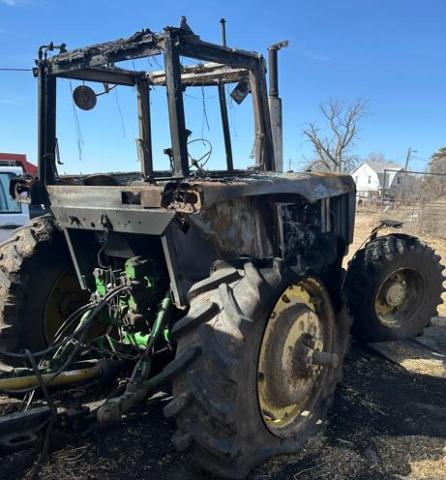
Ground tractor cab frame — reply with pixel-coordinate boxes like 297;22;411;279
35;25;275;189
21;23;356;308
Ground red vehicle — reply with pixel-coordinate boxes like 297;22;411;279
0;153;37;176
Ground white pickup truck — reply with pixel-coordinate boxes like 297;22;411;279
0;166;30;242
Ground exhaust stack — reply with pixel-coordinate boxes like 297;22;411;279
218;18;234;171
268;41;288;172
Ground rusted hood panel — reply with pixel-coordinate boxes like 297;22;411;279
162;172;355;211
47;171;355;219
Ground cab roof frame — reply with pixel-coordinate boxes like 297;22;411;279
36;25;275;185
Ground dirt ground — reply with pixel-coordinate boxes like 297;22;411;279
2;343;445;480
1;212;445;480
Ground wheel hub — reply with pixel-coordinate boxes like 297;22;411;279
375;269;423;323
44;269;89;342
257;279;334;432
291;330;319;379
384;280;407;307
273;305;323;406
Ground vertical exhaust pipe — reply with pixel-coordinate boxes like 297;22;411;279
218;18;233;171
268;41;288;173
220;18;227;47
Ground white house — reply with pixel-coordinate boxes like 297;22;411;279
350;159;405;202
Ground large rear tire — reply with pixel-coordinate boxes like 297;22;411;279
166;260;351;479
0;216;88;358
345;234;445;342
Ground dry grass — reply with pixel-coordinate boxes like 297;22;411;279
375;436;446;480
252;434;369;480
24;444;111;480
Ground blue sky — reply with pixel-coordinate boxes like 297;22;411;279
1;0;445;173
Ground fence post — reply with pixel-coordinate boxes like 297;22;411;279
380;168;387;210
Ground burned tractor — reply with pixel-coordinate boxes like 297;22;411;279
0;20;444;479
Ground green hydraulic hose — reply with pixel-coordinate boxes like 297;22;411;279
145;292;172;356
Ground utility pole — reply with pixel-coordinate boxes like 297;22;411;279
404;147;416;171
400;147;417;201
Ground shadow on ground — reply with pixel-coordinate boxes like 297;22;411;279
1;343;445;480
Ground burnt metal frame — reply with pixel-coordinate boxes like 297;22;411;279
35;27;275;188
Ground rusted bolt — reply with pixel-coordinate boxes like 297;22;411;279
282;294;291;303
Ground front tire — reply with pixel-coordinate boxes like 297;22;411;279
345;234;445;342
0;216;88;358
166;260;351;479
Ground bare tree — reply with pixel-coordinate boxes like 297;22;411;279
421;147;446;200
364;152;386;164
303;98;368;173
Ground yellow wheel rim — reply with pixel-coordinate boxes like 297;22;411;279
374;268;425;327
43;268;89;343
257;278;335;432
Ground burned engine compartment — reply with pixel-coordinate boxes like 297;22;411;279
280;200;339;276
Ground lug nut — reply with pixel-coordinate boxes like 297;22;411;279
312;351;339;368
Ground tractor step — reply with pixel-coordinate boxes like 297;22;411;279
0;406;51;454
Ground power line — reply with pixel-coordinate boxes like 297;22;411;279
0;67;32;72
